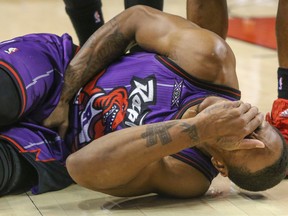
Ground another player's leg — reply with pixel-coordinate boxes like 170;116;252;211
64;0;104;46
124;0;163;10
186;0;228;39
267;0;288;145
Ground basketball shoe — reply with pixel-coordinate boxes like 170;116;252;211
266;98;288;144
266;98;288;178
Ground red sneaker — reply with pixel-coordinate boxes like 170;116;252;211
266;98;288;178
266;98;288;144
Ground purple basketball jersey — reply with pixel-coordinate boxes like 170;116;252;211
70;52;241;181
0;33;77;194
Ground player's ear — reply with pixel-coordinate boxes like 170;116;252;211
211;157;228;177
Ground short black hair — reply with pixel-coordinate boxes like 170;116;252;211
227;128;288;191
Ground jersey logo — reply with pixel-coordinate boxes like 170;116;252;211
78;75;156;145
124;76;156;127
4;47;18;54
279;77;283;90
94;11;102;23
78;83;129;144
280;109;288;118
171;80;183;108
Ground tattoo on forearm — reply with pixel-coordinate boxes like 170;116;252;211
181;122;199;143
63;18;130;101
141;122;176;147
92;18;129;68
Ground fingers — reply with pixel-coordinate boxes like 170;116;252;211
241;105;259;123
43;119;68;139
237;138;265;150
181;108;197;119
58;124;68;139
234;102;263;135
224;101;252;114
42;113;68;138
224;101;264;151
42;119;51;128
42;113;59;128
235;101;252;114
228;100;242;108
245;111;264;135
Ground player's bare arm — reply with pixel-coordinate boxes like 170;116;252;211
66;101;263;197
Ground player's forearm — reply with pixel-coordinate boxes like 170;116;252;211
277;0;288;67
66;118;203;190
186;0;228;39
66;100;263;191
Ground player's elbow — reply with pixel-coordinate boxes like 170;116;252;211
66;153;110;191
66;153;86;187
66;151;119;191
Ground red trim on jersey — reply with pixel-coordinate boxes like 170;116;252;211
0;135;25;152
157;55;241;98
0;135;55;162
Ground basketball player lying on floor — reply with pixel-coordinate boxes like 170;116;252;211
0;6;287;197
